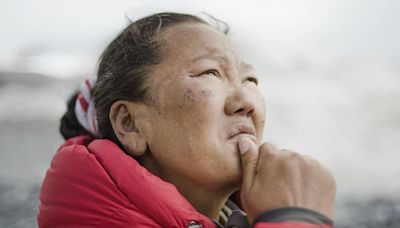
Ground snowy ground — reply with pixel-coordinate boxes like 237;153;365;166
0;68;399;227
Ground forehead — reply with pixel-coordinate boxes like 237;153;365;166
159;22;239;64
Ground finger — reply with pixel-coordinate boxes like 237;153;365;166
262;142;280;153
256;142;280;175
238;137;259;190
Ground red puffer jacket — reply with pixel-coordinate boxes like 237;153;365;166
38;136;333;228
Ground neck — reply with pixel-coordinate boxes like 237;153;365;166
140;153;237;220
176;182;233;220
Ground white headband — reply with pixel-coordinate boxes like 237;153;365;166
74;76;99;136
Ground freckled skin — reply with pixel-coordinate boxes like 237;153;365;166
128;22;266;217
184;88;197;102
200;89;213;98
143;22;265;188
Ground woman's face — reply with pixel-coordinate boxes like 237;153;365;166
141;22;265;191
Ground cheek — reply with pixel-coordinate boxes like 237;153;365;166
178;84;219;137
158;78;218;116
183;86;215;108
150;78;221;145
149;80;225;170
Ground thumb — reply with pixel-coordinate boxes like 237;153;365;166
238;137;259;190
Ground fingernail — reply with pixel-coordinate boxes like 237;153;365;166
238;138;251;155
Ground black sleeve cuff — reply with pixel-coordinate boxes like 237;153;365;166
253;207;333;226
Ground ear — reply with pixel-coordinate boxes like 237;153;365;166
109;101;147;157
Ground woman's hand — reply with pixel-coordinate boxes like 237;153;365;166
238;138;336;223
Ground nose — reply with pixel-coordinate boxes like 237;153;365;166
224;85;255;117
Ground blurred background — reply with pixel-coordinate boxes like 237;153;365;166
1;0;399;227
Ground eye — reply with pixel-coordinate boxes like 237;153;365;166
245;77;259;85
201;69;220;77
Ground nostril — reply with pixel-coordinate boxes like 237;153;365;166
234;107;255;117
235;108;245;114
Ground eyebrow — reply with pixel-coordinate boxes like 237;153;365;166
191;53;255;72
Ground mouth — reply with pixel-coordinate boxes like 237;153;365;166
228;123;257;143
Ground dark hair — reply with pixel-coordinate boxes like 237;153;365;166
60;12;229;145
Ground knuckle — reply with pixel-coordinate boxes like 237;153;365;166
258;143;268;153
260;142;275;153
302;154;314;161
304;156;320;168
259;147;271;158
259;143;277;157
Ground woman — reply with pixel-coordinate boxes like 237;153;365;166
38;12;335;227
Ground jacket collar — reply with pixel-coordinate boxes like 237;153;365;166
64;135;215;227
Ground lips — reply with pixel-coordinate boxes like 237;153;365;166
228;123;257;143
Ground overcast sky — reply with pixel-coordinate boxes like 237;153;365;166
0;0;399;78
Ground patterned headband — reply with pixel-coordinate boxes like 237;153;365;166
74;76;99;136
